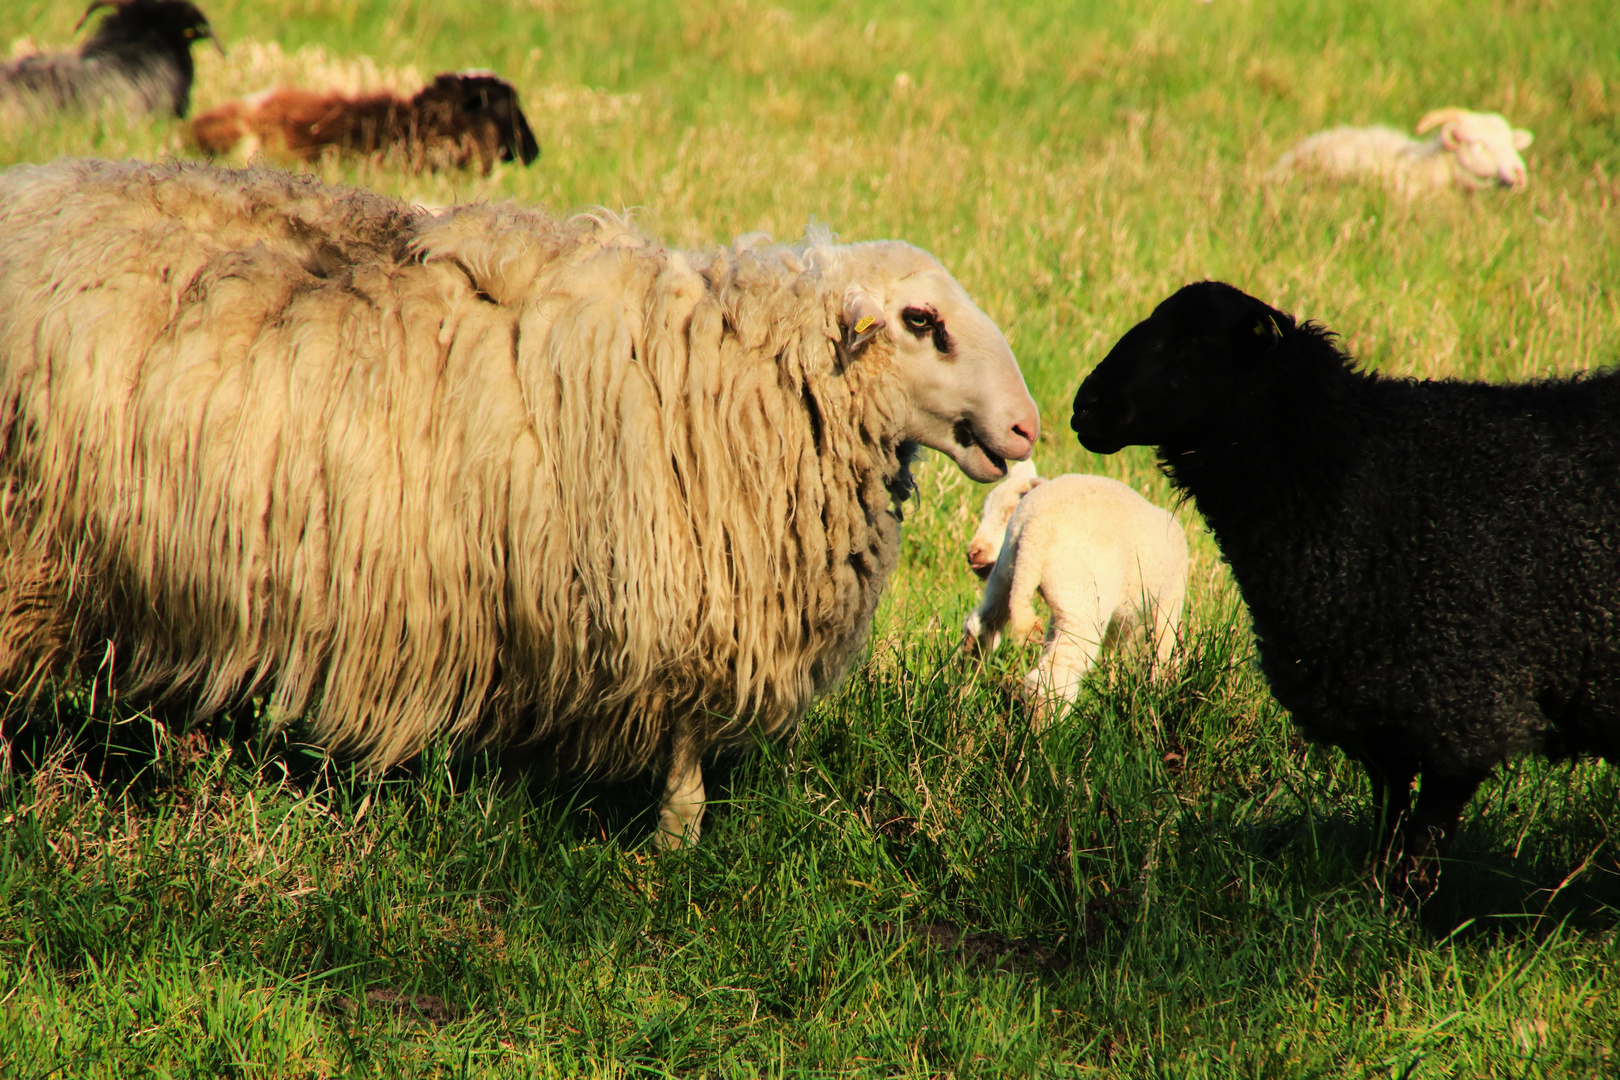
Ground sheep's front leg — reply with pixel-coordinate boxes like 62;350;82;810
1393;768;1486;905
1023;613;1104;731
1360;750;1418;854
655;736;706;850
963;550;1018;656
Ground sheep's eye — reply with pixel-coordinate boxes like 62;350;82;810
901;307;935;334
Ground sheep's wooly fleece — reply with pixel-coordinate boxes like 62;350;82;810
0;159;930;775
1072;281;1620;892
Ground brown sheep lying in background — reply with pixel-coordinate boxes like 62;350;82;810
189;70;540;172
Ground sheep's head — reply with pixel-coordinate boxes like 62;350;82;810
829;241;1039;482
1071;281;1293;455
77;0;220;116
1416;108;1532;190
78;0;219;57
965;459;1041;577
424;72;541;166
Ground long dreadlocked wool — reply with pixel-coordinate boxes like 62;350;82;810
0;159;1037;843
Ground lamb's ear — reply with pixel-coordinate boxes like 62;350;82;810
1513;128;1534;150
1437;122;1463;151
841;289;887;355
1007;459;1040;484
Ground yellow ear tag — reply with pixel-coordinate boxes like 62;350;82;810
854;315;876;334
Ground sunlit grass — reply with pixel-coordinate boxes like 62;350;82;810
3;0;1620;1075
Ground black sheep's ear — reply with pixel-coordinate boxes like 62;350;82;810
1252;315;1283;341
73;0;114;34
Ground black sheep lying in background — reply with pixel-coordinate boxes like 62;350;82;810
189;71;540;173
1071;281;1620;902
0;0;217;119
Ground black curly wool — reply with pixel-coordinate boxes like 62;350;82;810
1071;280;1620;895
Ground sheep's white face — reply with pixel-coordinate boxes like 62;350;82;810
1434;111;1533;189
965;460;1041;578
838;243;1039;482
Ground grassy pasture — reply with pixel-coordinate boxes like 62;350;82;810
3;0;1620;1074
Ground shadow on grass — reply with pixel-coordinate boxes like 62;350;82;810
0;677;758;851
1231;800;1620;938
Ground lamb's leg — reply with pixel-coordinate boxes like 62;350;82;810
1394;768;1487;904
1148;574;1185;672
1004;550;1047;650
1024;582;1105;730
654;736;706;850
963;546;1018;656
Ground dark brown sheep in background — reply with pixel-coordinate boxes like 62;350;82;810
189;71;541;172
0;0;218;119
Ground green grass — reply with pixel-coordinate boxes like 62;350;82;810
4;0;1620;1075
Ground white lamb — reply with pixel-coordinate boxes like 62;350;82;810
1274;107;1533;193
962;463;1188;720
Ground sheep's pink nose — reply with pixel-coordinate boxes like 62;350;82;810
1008;409;1039;458
966;542;997;578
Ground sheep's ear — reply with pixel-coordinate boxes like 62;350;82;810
72;0;115;34
1251;314;1285;342
841;290;887;354
1437;123;1463;150
1513;128;1534;150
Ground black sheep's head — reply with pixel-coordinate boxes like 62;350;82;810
430;72;542;166
77;0;219;115
1070;280;1295;455
78;0;218;59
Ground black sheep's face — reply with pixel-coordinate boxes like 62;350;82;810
82;0;217;55
437;72;542;165
1070;281;1293;454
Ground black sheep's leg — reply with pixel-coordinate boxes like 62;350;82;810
1395;769;1487;904
1361;751;1418;856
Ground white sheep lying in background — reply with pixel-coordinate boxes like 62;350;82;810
962;463;1187;721
1273;107;1533;193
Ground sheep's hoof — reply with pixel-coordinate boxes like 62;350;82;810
653;810;701;851
1369;848;1442;911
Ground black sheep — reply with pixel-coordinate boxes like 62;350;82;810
189;71;540;173
0;0;218;119
1071;281;1620;900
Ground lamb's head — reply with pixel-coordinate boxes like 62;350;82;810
1416;108;1532;190
1071;281;1294;454
830;241;1039;482
965;459;1040;578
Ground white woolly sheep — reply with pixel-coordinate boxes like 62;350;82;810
189;71;540;173
962;465;1187;721
1273;108;1533;193
0;158;1039;849
0;0;218;119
